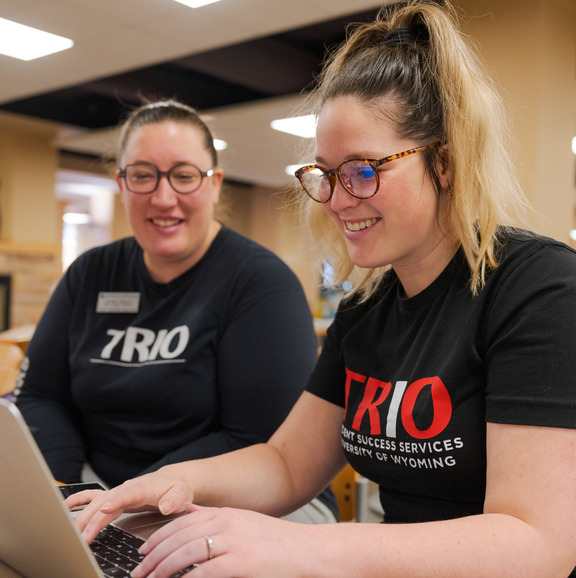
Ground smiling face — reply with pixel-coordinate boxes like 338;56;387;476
116;120;223;283
316;96;455;297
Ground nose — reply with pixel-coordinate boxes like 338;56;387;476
328;178;361;212
150;174;178;207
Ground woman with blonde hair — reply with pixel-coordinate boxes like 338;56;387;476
70;2;576;576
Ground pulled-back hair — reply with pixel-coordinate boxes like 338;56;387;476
298;0;531;298
117;99;218;166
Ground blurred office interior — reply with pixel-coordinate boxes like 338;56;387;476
0;0;573;332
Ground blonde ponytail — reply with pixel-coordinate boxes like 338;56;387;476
298;0;531;299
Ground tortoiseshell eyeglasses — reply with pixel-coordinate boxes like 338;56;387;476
294;142;441;203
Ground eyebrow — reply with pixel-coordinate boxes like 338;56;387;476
315;152;388;167
128;160;197;168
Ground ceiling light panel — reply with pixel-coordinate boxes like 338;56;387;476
0;17;73;61
270;115;317;138
172;0;221;8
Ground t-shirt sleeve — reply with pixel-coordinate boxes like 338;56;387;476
213;255;320;444
483;241;576;428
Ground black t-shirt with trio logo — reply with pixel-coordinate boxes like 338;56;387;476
308;229;576;524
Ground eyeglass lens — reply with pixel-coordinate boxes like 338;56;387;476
300;160;378;202
124;164;204;194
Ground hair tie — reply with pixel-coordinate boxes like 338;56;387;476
382;27;415;46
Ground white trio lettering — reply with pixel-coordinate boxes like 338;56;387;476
99;325;190;363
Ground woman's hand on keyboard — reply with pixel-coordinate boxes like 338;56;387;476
67;472;195;543
131;503;323;578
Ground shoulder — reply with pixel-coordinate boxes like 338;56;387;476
216;226;281;261
65;237;140;283
213;226;302;286
69;237;139;268
498;227;575;255
480;229;576;321
492;228;576;280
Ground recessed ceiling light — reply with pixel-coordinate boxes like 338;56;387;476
0;17;73;61
271;115;317;139
172;0;221;7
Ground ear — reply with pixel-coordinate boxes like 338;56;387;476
114;169;125;194
435;145;453;191
114;170;129;209
210;168;224;205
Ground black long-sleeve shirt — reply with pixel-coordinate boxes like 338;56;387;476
15;226;336;517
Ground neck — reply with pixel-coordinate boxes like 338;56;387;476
395;236;459;299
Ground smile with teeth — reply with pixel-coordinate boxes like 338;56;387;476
152;218;181;227
345;218;380;232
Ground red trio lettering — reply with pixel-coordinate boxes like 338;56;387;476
344;369;453;440
401;376;452;439
351;377;392;435
344;369;366;419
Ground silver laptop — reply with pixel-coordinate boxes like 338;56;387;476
0;398;186;578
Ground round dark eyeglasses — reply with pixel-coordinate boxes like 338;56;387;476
294;142;441;203
118;162;215;195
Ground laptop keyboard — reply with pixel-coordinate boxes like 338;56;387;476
90;525;194;577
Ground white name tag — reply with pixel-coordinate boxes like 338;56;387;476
96;292;140;314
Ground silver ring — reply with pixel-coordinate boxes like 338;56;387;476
204;535;215;560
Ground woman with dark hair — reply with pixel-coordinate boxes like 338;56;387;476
15;99;337;524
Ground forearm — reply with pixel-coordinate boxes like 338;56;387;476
301;513;571;578
71;393;345;545
158;394;346;517
158;442;302;517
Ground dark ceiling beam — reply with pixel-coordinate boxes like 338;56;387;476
173;37;321;95
0;8;380;131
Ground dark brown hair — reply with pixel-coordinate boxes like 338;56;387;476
117;99;218;166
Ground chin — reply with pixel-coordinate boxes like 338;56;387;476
156;247;190;260
347;247;388;270
147;242;188;259
353;260;387;270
